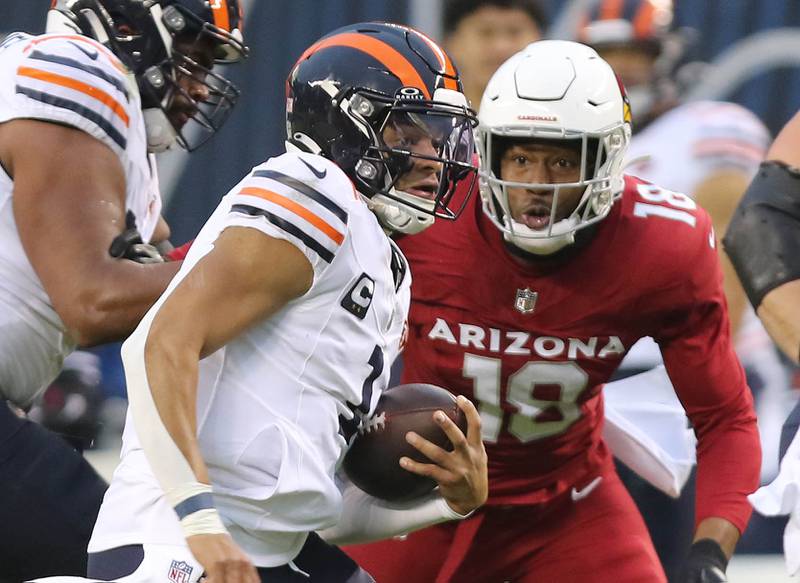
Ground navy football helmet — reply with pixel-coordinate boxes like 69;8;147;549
48;0;248;151
287;22;478;234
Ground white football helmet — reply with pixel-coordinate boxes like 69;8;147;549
477;40;631;255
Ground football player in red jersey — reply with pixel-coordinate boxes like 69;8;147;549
344;40;761;583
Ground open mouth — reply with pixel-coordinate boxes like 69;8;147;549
520;205;553;230
404;182;438;201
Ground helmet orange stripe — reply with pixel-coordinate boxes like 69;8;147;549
17;66;130;126
600;0;625;20
210;0;231;32
298;32;431;99
239;187;344;244
633;2;657;38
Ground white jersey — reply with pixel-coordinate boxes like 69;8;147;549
0;32;161;408
625;100;770;197
90;151;411;567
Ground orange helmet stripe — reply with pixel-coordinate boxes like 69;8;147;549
633;2;657;38
211;0;231;32
600;0;625;20
298;32;431;99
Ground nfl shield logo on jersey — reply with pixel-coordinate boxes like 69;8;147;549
168;559;193;583
514;288;538;314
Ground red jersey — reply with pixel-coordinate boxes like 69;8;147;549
396;175;760;532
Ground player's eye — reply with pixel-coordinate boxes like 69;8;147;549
554;157;576;169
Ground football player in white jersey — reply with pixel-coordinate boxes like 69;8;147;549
726;109;800;577
85;22;488;583
0;0;246;579
579;1;780;580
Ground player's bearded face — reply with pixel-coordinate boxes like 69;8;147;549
166;36;218;130
499;143;585;230
381;120;444;201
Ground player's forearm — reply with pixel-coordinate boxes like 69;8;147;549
693;405;760;536
318;478;469;546
757;280;800;364
123;319;227;538
140;324;209;483
693;517;740;559
61;259;181;346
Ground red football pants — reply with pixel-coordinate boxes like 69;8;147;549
344;468;666;583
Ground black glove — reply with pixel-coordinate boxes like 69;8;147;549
678;539;728;582
109;211;164;264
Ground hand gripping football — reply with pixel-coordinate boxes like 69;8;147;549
343;383;468;502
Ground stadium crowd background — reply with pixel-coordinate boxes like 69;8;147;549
3;1;800;581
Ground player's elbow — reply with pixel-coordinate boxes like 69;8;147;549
59;285;127;346
693;395;759;447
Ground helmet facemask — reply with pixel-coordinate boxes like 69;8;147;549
478;123;630;255
51;0;248;152
131;2;248;151
338;87;478;234
285;22;477;234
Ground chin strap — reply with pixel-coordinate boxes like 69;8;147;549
505;231;575;256
143;108;178;152
366;193;435;235
505;215;579;256
45;8;81;34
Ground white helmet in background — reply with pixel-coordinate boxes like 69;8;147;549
477;40;632;255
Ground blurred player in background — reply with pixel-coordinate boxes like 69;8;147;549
581;1;789;578
442;0;546;109
85;22;487;583
0;0;247;579
725;109;800;577
345;39;760;583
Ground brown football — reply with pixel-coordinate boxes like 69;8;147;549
342;383;468;502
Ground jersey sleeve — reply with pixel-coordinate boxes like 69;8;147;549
689;102;770;180
654;210;761;533
12;35;133;157
224;154;352;279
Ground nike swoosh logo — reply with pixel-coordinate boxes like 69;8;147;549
69;41;98;60
300;158;327;179
570;476;603;502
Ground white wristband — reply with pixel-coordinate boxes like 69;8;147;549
166;482;228;537
180;508;227;538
